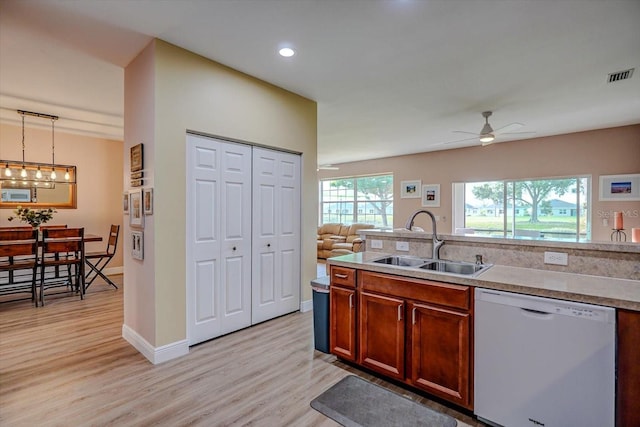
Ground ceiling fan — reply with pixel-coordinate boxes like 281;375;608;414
444;111;535;146
317;164;339;171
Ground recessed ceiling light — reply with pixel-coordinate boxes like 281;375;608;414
279;47;295;57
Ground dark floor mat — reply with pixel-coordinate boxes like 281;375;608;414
310;375;458;427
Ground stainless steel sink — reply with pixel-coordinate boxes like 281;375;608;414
419;260;490;276
372;255;427;267
371;255;492;277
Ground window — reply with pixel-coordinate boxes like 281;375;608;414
453;176;590;241
320;174;393;228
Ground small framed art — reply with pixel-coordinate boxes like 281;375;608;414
129;189;144;228
599;174;640;201
143;188;153;215
130;143;144;172
123;192;130;215
401;180;421;198
131;230;144;260
421;184;440;207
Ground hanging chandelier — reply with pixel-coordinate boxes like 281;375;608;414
0;110;76;188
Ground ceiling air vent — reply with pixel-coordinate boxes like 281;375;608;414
607;68;634;83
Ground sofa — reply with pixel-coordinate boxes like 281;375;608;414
317;223;375;259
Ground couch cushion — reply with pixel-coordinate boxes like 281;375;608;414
345;223;375;242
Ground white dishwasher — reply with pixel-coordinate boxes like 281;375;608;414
474;288;615;427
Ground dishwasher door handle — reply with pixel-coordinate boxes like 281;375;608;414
521;307;553;319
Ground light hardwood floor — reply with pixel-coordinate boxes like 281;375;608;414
1;275;484;426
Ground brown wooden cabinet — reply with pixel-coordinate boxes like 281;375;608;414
329;267;357;361
358;291;405;380
408;301;470;407
617;309;640;427
357;270;473;409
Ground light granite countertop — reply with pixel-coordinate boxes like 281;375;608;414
327;252;640;311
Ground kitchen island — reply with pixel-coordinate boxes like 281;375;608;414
327;248;640;426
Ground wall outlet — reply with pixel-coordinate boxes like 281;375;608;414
544;251;568;266
396;241;409;251
370;239;383;249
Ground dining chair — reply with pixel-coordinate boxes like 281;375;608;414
39;227;85;306
0;229;39;304
40;224;68;279
85;225;120;290
0;226;33;231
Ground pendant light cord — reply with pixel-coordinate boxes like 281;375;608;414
21;113;25;165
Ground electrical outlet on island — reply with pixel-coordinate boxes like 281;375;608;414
396;241;409;251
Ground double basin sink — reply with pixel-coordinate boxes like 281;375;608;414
371;255;492;277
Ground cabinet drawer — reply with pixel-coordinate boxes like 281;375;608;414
359;271;469;311
331;266;356;288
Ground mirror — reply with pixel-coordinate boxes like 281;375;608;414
0;160;77;209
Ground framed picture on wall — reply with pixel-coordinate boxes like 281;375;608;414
401;180;421;198
131;230;144;260
123;192;130;215
129;189;144;228
130;143;144;172
599;174;640;201
143;188;153;215
421;184;440;207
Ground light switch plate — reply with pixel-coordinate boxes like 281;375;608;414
370;239;383;249
396;241;409;251
544;251;568;266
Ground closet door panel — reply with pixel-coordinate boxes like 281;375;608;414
187;134;251;344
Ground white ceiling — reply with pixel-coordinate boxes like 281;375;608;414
1;0;639;165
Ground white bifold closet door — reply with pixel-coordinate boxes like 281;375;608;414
187;134;252;345
186;134;301;346
251;147;301;324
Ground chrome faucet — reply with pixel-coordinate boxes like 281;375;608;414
405;209;444;260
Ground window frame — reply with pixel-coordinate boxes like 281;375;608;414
453;175;591;242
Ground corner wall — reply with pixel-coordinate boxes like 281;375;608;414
124;40;317;356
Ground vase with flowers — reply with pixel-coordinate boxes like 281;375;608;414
7;206;56;228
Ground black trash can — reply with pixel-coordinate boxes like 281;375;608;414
311;276;330;353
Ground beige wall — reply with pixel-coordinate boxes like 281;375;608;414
0;122;124;266
125;40;317;348
318;125;640;242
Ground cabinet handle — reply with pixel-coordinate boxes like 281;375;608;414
335;274;348;279
267;243;271;248
232;246;237;251
349;294;354;309
398;305;403;322
412;307;417;325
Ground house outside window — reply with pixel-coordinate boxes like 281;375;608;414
453;176;590;241
320;174;393;228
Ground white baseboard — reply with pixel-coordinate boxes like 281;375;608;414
104;266;123;276
122;324;189;365
300;299;313;312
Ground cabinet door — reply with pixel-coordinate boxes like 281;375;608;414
359;291;405;380
330;285;357;361
409;301;471;408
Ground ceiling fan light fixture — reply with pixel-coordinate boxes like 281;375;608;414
278;47;295;57
479;134;495;143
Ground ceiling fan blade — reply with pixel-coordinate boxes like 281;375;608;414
452;130;479;136
317;165;339;170
493;122;524;135
441;136;478;145
501;131;537;136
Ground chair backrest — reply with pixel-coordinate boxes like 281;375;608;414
0;226;33;231
105;224;120;256
42;227;85;255
0;229;38;258
39;225;68;230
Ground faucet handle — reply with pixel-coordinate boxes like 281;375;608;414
475;254;483;265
